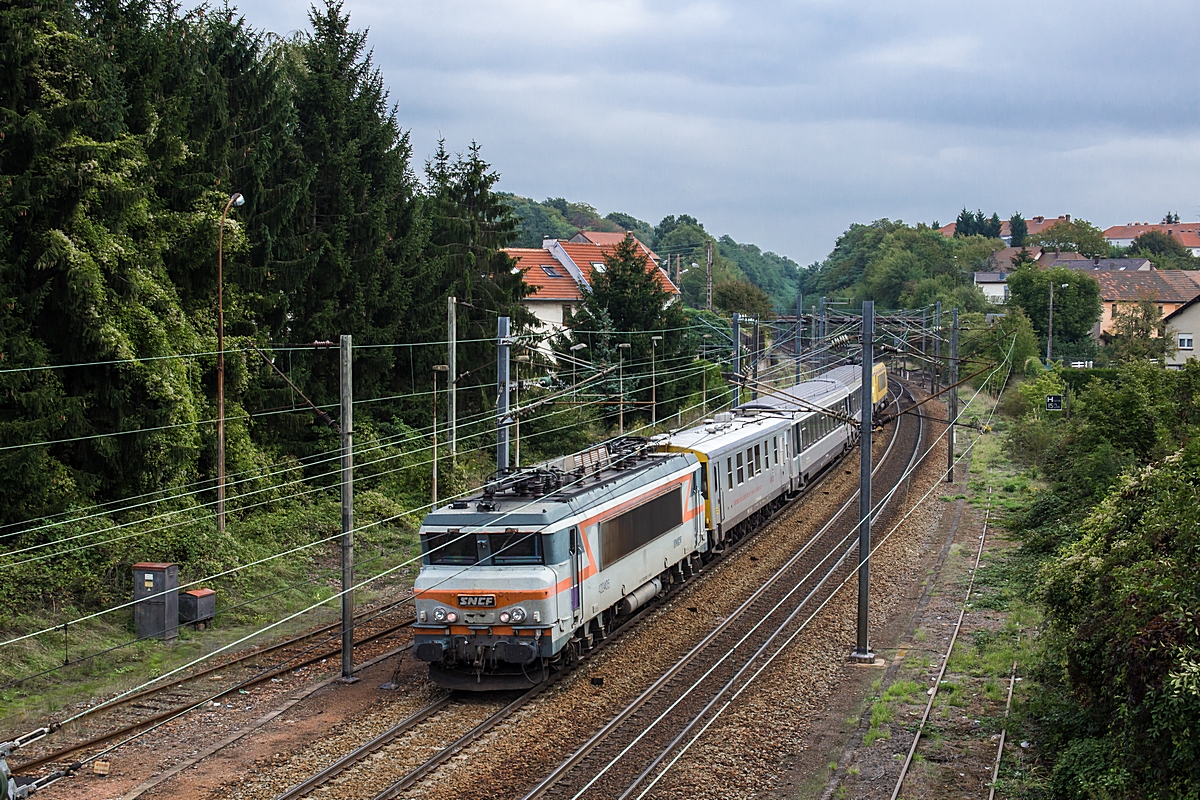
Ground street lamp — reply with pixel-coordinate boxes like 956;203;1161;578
1047;282;1069;363
432;364;449;507
514;354;530;467
216;191;244;535
651;335;662;426
617;343;631;435
569;342;587;401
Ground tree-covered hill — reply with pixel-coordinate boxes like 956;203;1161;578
502;195;801;313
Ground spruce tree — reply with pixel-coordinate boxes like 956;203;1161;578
1009;212;1028;247
954;207;974;237
985;212;1003;239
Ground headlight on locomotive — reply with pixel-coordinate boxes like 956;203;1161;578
433;606;447;622
510;607;527;623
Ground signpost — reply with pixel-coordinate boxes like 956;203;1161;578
1045;395;1063;412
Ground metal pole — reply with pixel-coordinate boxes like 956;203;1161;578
921;308;927;389
946;309;959;483
705;240;713;312
497;316;510;471
619;350;625;435
514;357;520;468
818;297;826;372
796;292;803;383
448;296;456;458
651;343;657;426
852;302;874;662
339;334;355;681
432;369;438;507
934;301;942;392
1047;281;1054;363
731;313;741;408
751;317;760;400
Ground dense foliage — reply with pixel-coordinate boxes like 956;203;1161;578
504;197;802;310
1007;362;1200;798
0;0;529;532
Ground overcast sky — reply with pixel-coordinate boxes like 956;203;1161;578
234;0;1200;266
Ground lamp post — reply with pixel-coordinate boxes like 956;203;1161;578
651;335;662;426
617;343;631;435
1047;282;1068;363
570;342;587;401
514;354;530;467
216;191;244;535
432;364;448;507
702;334;712;413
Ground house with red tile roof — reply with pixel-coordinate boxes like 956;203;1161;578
938;215;1075;243
505;235;680;342
1094;270;1200;337
1103;222;1200;255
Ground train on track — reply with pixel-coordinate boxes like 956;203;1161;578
411;363;890;689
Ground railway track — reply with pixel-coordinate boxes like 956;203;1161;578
268;381;921;800
11;596;417;775
520;380;924;800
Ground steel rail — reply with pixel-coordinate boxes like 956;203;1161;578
520;381;916;800
13;611;414;774
617;383;925;800
889;476;993;800
270;694;454;800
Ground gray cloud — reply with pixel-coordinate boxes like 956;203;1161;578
235;0;1200;264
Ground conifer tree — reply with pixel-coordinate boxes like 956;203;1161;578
1009;212;1028;247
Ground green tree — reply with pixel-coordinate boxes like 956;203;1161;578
1031;218;1109;258
984;212;1003;239
1009;213;1028;247
286;0;422;401
1006;265;1101;351
1131;230;1196;270
1108;298;1174;364
712;280;774;317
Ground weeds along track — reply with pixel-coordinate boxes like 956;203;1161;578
518;381;923;800
11;597;417;776
282;381;919;800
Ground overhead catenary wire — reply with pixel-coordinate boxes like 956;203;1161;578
0;363;717;647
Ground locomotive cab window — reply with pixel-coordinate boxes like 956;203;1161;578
424;530;478;565
489;531;542;565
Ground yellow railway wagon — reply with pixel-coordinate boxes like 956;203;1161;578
872;362;888;409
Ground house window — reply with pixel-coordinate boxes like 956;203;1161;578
1112;303;1117;316
540;265;562;277
561;304;573;320
1180;334;1194;350
1158;304;1164;314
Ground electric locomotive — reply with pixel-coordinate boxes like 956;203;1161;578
411;363;885;689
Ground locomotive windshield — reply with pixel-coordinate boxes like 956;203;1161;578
422;529;543;566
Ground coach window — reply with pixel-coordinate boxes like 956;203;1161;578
727;457;734;489
773;436;779;465
746;447;754;476
753;444;761;475
736;452;745;484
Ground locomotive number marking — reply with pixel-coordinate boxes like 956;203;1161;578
457;595;496;607
598;580;610;594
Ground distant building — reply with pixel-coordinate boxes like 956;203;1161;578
973;272;1009;304
1102;222;1200;256
1051;257;1153;272
1165;295;1200;369
505;236;679;351
938;215;1074;244
1093;271;1200;337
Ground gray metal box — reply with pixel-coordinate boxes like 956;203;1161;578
133;562;178;641
179;588;215;628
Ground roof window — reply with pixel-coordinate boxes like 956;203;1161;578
540;265;562;278
592;262;606;273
